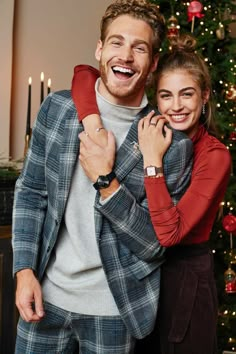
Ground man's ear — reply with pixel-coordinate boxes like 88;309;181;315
150;54;159;73
95;40;103;61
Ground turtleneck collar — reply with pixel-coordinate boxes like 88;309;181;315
191;125;207;145
95;78;148;122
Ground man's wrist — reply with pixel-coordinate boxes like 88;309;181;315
99;178;120;200
16;268;34;278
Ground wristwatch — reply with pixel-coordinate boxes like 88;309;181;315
144;166;163;178
93;171;116;190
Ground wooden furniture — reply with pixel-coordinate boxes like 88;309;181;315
0;225;17;354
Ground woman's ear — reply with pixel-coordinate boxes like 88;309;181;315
202;89;210;104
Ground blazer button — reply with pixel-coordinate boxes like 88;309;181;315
55;220;58;226
47;246;51;252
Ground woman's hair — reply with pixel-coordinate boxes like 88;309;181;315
100;0;166;56
155;34;218;136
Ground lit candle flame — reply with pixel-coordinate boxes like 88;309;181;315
48;78;51;88
28;77;32;85
40;72;44;82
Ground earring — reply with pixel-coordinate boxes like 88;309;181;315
202;104;206;115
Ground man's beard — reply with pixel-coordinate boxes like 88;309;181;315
99;62;148;101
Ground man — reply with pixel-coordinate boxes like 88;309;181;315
12;0;193;353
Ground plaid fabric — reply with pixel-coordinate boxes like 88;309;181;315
15;301;136;354
12;91;193;339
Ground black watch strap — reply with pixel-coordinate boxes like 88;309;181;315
93;171;116;190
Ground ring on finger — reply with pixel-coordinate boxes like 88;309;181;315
149;122;156;126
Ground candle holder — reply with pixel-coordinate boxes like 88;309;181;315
24;131;32;157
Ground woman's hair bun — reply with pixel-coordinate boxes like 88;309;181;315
169;34;197;53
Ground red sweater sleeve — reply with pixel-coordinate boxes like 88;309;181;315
145;137;231;247
71;64;100;121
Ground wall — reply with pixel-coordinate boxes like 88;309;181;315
0;0;14;159
1;1;236;159
10;0;111;159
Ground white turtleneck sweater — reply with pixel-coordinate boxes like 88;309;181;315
42;80;148;315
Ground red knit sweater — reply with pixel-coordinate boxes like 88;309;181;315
71;66;231;247
144;125;231;246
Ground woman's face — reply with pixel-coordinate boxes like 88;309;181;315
156;69;209;138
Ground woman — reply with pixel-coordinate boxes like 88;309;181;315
71;35;231;353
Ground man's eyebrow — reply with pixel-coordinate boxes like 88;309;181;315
106;34;150;48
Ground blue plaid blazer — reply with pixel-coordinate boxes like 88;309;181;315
12;90;193;339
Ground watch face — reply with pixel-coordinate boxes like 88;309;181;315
97;176;110;188
146;166;156;176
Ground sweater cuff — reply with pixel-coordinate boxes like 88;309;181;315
72;64;100;121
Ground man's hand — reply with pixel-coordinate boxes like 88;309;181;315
79;130;116;182
16;269;45;322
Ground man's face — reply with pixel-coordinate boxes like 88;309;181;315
95;15;159;107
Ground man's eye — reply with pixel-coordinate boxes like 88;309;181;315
135;46;147;53
112;41;121;47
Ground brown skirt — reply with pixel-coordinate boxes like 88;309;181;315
135;242;218;354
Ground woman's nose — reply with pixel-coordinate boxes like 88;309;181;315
172;97;183;111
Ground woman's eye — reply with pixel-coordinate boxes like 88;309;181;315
160;94;171;99
183;92;193;97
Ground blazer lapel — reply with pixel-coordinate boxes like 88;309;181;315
114;105;152;182
57;110;83;218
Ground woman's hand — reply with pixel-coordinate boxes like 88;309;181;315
138;110;172;167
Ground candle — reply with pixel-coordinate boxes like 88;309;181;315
26;77;32;135
47;78;51;94
40;72;44;104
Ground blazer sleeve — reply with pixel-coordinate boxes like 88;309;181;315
12;96;51;276
95;132;193;262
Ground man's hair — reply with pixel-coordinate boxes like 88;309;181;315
100;0;166;55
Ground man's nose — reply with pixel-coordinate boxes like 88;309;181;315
118;46;134;62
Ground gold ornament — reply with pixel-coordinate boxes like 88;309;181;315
225;84;236;101
224;266;236;293
216;22;225;40
167;15;179;39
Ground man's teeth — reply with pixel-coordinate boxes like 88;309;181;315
172;114;186;120
113;66;134;74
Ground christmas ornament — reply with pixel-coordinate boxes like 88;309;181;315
222;214;236;235
229;248;236;265
167;15;179;39
225;84;236;102
187;1;204;33
224;266;236;293
216;22;225;40
229;131;236;141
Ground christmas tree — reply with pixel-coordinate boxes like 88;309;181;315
148;0;236;352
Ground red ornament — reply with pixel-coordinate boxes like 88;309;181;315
224;267;236;294
222;214;236;235
229;131;236;141
225;84;236;101
225;281;236;293
187;1;205;22
167;15;179;39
